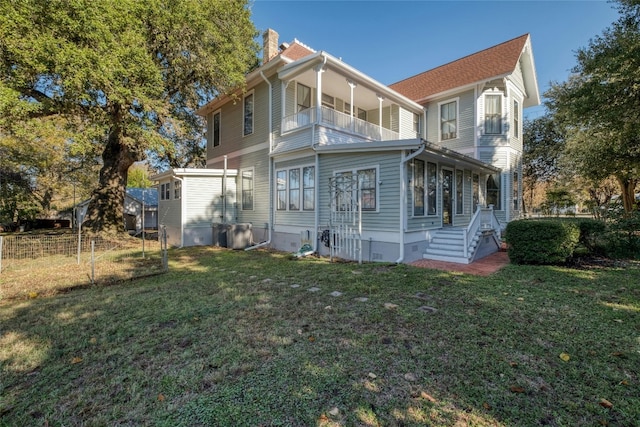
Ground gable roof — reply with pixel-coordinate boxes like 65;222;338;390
280;39;315;61
390;34;539;106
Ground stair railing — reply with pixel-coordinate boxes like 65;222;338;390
464;206;483;259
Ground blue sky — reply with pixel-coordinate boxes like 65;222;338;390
249;0;621;118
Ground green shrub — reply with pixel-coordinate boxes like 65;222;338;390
505;220;580;265
603;210;640;259
575;218;607;255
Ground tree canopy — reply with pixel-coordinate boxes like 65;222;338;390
545;0;640;212
0;0;258;232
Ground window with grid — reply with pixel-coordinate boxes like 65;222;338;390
359;169;376;211
303;166;315;210
485;94;502;134
173;180;181;200
288;169;300;210
276;171;286;210
243;93;254;136
440;101;457;140
242;169;253;210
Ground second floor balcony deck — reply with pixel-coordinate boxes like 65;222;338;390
281;106;400;142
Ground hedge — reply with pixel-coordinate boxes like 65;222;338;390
505;220;580;265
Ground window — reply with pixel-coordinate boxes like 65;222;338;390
243;92;254;136
160;183;170;200
487;174;501;210
276;166;315;211
288;169;300;210
334;167;377;212
485;94;502;134
427;162;437;215
472;174;479;213
357;108;367;121
359;168;376;211
242;169;253;210
212;111;220;147
173;180;181;200
276;170;287;210
297;83;311;112
513;171;519;211
513;100;520;138
303;166;315;210
440;100;457;140
413;112;421;137
321;93;335;109
455;170;463;214
413;159;425;216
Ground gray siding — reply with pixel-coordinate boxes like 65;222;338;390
425;89;475;152
157;177;182;247
318;152;401;232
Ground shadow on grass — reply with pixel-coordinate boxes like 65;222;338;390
1;247;639;426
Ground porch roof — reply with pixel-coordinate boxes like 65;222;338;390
313;139;499;173
150;168;239;182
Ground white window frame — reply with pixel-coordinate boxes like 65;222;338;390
484;92;503;135
296;82;311;112
513;99;520;138
243;90;254;137
275;164;316;212
438;98;459;141
241;167;254;211
455;169;464;215
412;159;425;217
333;165;380;213
160;183;170;201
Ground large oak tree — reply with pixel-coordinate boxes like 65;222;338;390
545;0;640;213
0;0;258;232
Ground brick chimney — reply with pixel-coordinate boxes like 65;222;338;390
263;28;279;64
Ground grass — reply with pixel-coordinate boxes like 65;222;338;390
1;247;639;426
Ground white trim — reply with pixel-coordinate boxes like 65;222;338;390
437;97;459;142
211;109;221;149
483;91;504;135
274;163;316;212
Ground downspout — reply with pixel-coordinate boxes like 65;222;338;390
246;70;273;250
395;141;426;263
172;175;185;248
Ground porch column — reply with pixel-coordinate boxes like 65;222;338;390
377;94;384;138
347;79;356;131
315;62;325;124
281;80;290;119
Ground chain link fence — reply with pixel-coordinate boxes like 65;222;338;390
0;228;168;301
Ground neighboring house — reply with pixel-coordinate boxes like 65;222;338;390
153;29;539;264
77;188;158;232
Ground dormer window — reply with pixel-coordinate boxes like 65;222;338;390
485;94;502;134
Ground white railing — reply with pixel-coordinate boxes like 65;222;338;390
281;106;399;142
463;205;502;260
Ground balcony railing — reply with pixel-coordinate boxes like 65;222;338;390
281;106;399;142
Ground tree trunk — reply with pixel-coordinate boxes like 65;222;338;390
83;122;138;234
616;175;638;214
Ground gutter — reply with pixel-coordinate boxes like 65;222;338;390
395;142;426;264
246;70;274;251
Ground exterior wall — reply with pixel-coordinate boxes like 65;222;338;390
425;89;475;152
274;154;316;229
157;178;182;247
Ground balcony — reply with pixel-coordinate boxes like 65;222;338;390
281;106;399;142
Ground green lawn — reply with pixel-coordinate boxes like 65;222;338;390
1;247;638;426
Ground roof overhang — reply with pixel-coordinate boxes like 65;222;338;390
278;51;424;114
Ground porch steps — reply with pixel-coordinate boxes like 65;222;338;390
423;228;480;264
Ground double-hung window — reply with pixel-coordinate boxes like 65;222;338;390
243;92;254;136
241;169;254;210
173;180;181;200
335;168;377;212
288;169;300;210
485;94;502;134
413;159;425;216
426;162;437;215
276;171;287;210
302;166;315;210
487;174;501;210
297;83;311;112
440;100;457;141
160;183;170;200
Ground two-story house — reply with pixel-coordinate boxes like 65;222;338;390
153;29;539;264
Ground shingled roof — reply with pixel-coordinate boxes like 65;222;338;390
280;39;315;61
390;34;531;103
